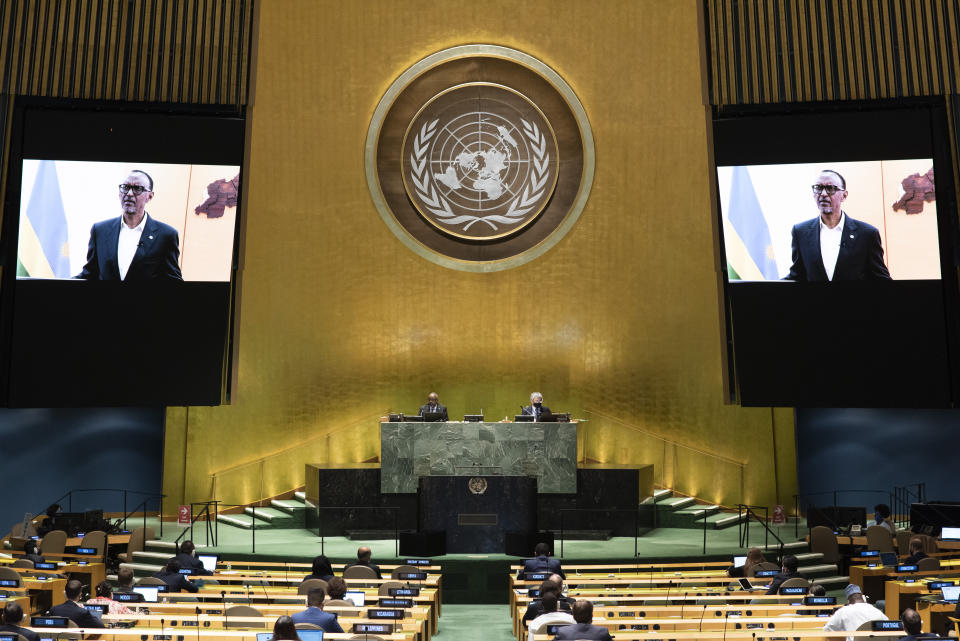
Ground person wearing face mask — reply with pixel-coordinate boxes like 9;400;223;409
785;169;891;282
521;392;551;421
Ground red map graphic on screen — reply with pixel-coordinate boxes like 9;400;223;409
195;174;239;218
892;168;935;215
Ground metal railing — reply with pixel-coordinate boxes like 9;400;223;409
46;488;167;536
316;506;399;557
892;483;926;528
792;487;923;538
558;508;651;558
735;504;784;565
175;500;221;548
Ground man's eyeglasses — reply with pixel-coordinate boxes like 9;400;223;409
119;183;151;195
811;184;844;195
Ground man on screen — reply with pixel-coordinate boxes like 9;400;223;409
785;169;891;281
77;170;183;281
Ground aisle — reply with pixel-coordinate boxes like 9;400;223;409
431;604;514;641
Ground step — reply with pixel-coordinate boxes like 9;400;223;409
655;497;696;511
810;574;850;588
659;505;721;528
118;562;163;576
271;499;307;514
144;540;209;552
132;550;174;563
217;514;256;530
294;491;307;502
244;507;294;524
641;489;674;505
761;540;808;553
794;552;824;565
798;563;839;578
708;512;747;529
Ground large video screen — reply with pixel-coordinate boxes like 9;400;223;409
713;104;960;408
718;160;938;282
0;101;245;407
17;160;239;282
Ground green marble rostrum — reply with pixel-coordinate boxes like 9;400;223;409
380;421;577;493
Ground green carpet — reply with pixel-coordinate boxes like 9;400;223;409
432;604;513;641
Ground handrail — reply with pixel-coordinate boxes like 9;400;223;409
208;409;390;479
581;408;747;467
792;487;903;538
316;506;399;557
736;504;784;565
41;488;166;537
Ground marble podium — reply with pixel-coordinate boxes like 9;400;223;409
379;421;577;494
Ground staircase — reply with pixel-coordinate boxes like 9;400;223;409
756;540;850;592
119;539;211;579
216;491;310;531
643;488;746;530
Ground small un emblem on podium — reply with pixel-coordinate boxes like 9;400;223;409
468;477;488;495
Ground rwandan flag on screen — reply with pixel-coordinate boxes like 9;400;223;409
725;166;779;280
17;160;71;279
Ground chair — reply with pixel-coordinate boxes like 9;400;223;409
865;525;895;553
917;557;940;571
135;577;167;586
390;564;419;579
750;561;779;576
40;530;67;556
325;599;354;607
298;578;328;596
118;527;150;563
343;565;378;579
0;567;22;588
809;525;840;565
378;580;405;596
80;530;107;561
896;530;913;555
854;618;898;638
223;605;265;628
11;559;34;569
348;636;386;641
778;577;810;592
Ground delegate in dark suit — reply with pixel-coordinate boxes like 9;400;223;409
172;552;213;576
553;623;613;641
0;623;41;641
78;214;183;281
519;555;565;580
152;569;199;593
419;403;448;421
47;601;105;628
786;215;891;281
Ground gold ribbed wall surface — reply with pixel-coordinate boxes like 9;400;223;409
0;0;253;103
161;0;798;512
707;0;960;105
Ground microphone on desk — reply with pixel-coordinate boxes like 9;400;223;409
194;606;201;641
261;581;270;603
220;590;228;628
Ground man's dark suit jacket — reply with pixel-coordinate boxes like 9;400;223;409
521;405;552;419
47;600;105;628
765;569;800;595
343;561;382;579
78;214;183;281
418;404;448;421
172;552;213;576
521;596;574;626
786;214;891;281
152;570;199;592
518;555;565;579
553;622;613;640
904;551;928;565
0;623;41;641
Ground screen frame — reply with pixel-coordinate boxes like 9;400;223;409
710;97;960;407
0;96;247;407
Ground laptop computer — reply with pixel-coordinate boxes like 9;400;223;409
941;585;960;603
942;526;960;541
197;554;218;572
420;411;445;422
256;634;273;641
83;605;105;621
297;630;323;641
133;586;160;602
344;590;366;607
733;555;747;568
737;578;766;591
880;552;898;567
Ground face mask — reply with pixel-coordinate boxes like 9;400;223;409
533;402;542;408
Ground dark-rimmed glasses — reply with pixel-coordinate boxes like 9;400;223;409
119;183;151;195
811;184;843;195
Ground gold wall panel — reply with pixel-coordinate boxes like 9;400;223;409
163;0;798;511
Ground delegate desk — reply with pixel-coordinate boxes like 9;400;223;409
24;629;408;641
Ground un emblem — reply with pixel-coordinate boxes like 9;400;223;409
403;84;558;240
468;476;488;495
366;45;594;271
